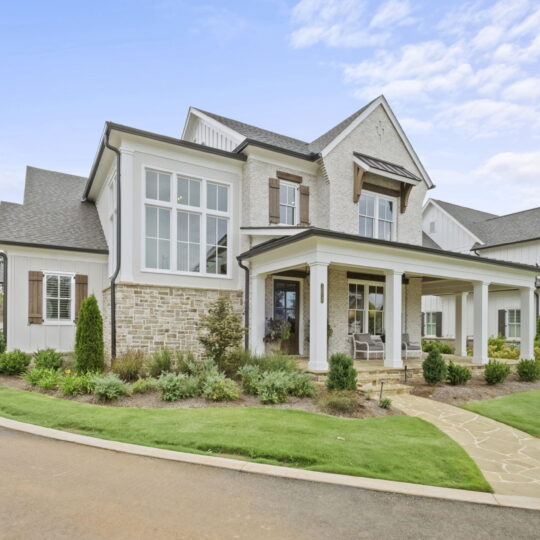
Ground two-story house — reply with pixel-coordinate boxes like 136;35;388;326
422;199;540;345
1;96;538;371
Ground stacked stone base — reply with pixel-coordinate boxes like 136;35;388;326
102;283;243;359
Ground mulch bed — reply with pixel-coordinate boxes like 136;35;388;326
410;373;540;405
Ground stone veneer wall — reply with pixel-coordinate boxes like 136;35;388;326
103;284;243;359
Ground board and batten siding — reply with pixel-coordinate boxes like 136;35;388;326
2;245;108;353
479;239;540;266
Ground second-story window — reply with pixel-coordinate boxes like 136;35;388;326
358;192;395;241
279;181;297;225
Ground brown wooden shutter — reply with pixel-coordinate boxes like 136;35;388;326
75;274;88;321
269;178;280;224
498;309;507;337
353;163;365;203
421;313;425;337
28;271;44;324
435;312;443;337
299;185;310;226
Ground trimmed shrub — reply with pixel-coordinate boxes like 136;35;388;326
201;374;240;401
422;349;447;384
447;362;472;386
379;397;392;409
131;377;159;394
75;295;104;373
0;332;6;354
422;341;453;354
157;373;199;401
320;391;358;414
516;359;540;382
326;353;357;391
288;372;316;398
112;350;145;381
198;297;244;367
238;364;261;395
92;373;130;400
0;349;31;375
484;360;511;385
34;348;63;370
60;372;96;396
250;354;297;373
148;348;173;378
256;371;291;404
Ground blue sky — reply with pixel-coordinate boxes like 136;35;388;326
1;0;539;214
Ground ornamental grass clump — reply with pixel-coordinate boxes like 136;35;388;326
34;348;63;370
447;362;472;386
422;349;447;384
112;350;145;381
148;348;173;378
516;359;540;382
326;353;357;391
75;295;104;374
484;360;511;385
0;349;31;375
157;373;199;401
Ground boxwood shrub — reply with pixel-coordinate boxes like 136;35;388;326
422;349;447;384
326;353;357;391
516;359;540;382
0;349;31;375
484;360;511;385
34;349;64;370
447;362;472;386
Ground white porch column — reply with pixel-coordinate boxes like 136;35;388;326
384;270;403;368
250;273;266;356
473;281;489;364
455;292;468;357
308;262;328;372
520;287;535;360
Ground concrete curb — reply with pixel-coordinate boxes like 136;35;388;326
1;416;539;511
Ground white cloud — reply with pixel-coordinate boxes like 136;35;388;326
502;77;540;101
370;0;413;28
471;25;504;49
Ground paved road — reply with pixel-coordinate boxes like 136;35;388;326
1;427;539;539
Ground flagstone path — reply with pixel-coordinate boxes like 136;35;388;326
392;394;540;497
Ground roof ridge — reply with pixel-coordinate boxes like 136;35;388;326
482;205;540;222
431;199;499;218
26;165;87;180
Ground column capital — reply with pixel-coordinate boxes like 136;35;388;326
385;269;404;277
472;280;490;287
308;261;329;268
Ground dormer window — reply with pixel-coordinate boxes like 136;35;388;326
279;181;298;225
358;192;395;241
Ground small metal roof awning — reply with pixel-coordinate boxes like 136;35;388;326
353;152;422;184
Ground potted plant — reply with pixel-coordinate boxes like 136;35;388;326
264;318;292;353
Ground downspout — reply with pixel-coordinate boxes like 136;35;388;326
237;259;250;350
105;133;121;359
0;250;7;349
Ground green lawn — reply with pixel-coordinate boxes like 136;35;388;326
0;386;490;492
461;390;540;437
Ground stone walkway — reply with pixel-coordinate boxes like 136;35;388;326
392;394;540;498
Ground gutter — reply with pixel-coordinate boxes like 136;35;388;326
0;250;6;349
233;138;320;162
237;259;250;350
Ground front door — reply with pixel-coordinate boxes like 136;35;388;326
273;279;300;355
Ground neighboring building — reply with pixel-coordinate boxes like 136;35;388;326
422;199;540;345
1;96;538;370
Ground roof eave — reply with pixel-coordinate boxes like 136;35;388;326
0;239;109;255
233;139;319;162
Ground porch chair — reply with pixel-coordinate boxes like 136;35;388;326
352;333;385;360
401;333;422;359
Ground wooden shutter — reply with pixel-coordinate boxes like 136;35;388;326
269;178;280;224
498;309;507;337
75;274;88;322
435;312;443;337
299;185;310;226
28;271;44;324
421;313;425;337
353;163;365;203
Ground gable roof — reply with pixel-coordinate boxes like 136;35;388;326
0;167;108;254
422;232;441;250
431;199;498;230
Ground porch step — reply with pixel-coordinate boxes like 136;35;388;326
358;382;413;397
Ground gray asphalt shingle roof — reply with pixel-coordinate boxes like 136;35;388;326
354;151;422;182
422;232;441;250
433;199;499;231
0;167;108;253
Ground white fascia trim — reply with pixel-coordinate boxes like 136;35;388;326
182;107;246;146
240;227;308;237
426;199;485;247
320;96;434;189
353;155;420;186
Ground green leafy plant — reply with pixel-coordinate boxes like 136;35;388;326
111;350;145;381
0;332;6;354
174;350;198;375
379;397;392;409
422;349;447;384
516;359;540;382
484;360;511;385
131;377;159;394
75;295;104;373
447;362;472;386
238;364;261;394
256;370;291;404
536;316;540;343
287;372;316;398
201;374;240;401
92;373;130;400
35;369;62;391
157;373;199;401
326;353;357;391
0;349;31;375
24;367;53;387
320;390;358;414
34;348;64;370
198;297;244;367
422;341;453;354
219;348;254;379
148;348;173;378
60;372;96;396
263;318;291;343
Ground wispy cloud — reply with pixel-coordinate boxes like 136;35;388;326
370;0;413;28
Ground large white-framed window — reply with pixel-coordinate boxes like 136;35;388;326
507;309;521;339
424;312;437;337
358;191;396;241
347;280;385;335
143;168;231;277
44;272;74;324
279;180;298;225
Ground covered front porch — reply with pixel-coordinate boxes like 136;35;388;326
239;229;538;372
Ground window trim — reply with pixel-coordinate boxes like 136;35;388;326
358;190;397;241
424;311;438;338
347;279;385;336
142;165;233;279
507;308;521;340
278;180;299;226
42;271;75;326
